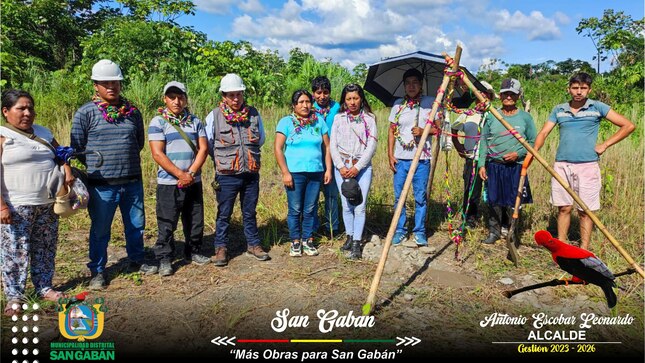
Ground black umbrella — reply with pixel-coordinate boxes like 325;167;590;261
364;51;487;107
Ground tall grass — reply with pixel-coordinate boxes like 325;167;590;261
10;71;644;272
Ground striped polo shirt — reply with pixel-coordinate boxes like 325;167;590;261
71;101;144;183
148;114;206;185
548;99;611;163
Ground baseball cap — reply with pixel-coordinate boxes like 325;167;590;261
163;81;187;95
341;178;363;206
500;78;521;95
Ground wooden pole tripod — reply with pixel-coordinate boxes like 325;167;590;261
457;75;644;279
363;46;465;315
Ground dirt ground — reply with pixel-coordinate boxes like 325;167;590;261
1;228;643;362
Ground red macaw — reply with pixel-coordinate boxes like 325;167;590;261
534;230;617;308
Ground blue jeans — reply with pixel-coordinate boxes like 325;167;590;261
285;172;323;240
393;159;430;235
335;166;372;241
313;172;340;233
215;173;261;248
87;180;145;273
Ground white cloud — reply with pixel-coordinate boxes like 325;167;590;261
194;0;235;14
225;2;572;73
463;35;504;59
376;35;419;59
301;0;366;13
479;57;505;73
456;35;505;71
554;11;570;25
239;0;264;13
494;10;561;40
233;14;317;39
280;0;303;18
233;1;412;47
385;0;455;6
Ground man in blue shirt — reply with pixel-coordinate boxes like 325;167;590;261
311;76;342;241
534;72;635;250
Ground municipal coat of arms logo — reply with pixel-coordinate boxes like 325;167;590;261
58;295;106;341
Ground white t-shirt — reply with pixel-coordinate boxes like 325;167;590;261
452;112;485;158
1;125;57;205
388;95;434;160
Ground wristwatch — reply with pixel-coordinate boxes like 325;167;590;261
188;170;196;177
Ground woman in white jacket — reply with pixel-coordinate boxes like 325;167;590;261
330;84;378;259
1;89;72;315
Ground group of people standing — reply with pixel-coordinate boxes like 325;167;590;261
0;57;635;314
275;80;380;260
452;74;634;249
0;59;385;309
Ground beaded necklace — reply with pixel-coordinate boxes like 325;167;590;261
92;95;138;124
390;95;421;150
158;107;191;126
291;112;318;134
219;101;249;124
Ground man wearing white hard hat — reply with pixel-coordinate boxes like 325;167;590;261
148;81;210;276
451;80;497;229
205;73;270;266
71;59;158;290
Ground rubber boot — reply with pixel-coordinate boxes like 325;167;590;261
341;235;352;251
349;240;362;260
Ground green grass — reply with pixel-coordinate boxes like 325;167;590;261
5;81;642;321
38;98;642;260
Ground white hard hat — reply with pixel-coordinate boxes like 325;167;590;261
219;73;246;93
91;59;124;81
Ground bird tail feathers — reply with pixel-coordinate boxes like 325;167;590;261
602;285;617;309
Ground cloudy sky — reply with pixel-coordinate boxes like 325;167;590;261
177;0;643;73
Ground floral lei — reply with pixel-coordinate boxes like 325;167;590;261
92;95;138;124
219;101;250;125
158;107;191;126
347;110;375;147
346;109;364;123
315;104;331;119
291;112;318;134
390;95;421;150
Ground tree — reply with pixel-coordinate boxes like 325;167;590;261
81;19;206;80
505;64;532;80
0;0;115;85
351;63;368;84
476;58;504;85
576;9;643;101
553;59;596;76
576;9;644;73
79;0;203;80
286;48;315;76
116;0;195;23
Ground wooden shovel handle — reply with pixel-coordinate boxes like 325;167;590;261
511;155;533;219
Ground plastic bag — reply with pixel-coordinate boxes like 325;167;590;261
70;178;89;210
